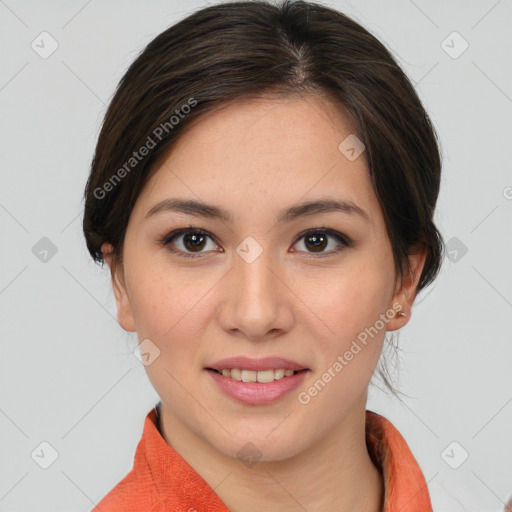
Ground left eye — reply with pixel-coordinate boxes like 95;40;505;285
292;228;351;256
160;227;351;258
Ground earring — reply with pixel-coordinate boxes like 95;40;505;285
397;311;406;317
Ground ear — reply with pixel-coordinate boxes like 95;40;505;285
386;247;428;332
101;242;137;332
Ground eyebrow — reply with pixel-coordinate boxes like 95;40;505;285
145;197;370;224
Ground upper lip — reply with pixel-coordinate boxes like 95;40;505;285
206;356;309;371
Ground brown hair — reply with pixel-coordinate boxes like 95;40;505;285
82;0;444;399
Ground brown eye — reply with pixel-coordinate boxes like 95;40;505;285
182;232;207;252
162;228;219;258
291;228;351;257
161;226;351;259
304;232;328;252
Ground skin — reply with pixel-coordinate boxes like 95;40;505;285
102;94;426;512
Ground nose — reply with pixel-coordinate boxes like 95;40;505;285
218;245;293;341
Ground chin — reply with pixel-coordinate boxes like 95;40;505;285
210;430;306;464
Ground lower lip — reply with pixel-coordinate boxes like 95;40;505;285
205;369;309;405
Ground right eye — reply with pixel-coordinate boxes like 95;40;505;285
160;227;221;258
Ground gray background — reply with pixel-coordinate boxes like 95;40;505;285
1;0;511;511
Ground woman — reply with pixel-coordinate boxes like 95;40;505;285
83;1;444;510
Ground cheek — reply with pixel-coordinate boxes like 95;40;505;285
298;258;393;380
127;271;208;400
304;262;392;335
127;256;207;338
298;274;390;415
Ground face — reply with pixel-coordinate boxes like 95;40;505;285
102;94;425;461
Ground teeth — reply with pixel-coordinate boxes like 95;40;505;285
242;370;257;382
214;368;299;382
274;369;285;380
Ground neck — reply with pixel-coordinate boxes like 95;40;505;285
157;401;384;512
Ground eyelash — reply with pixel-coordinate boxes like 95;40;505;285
158;225;352;259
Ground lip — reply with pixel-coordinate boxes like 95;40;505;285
205;367;309;405
206;356;309;372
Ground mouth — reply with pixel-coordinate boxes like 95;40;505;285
203;356;310;405
204;366;310;406
206;367;308;383
205;356;309;381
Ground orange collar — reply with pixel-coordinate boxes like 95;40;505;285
365;410;432;511
93;407;432;512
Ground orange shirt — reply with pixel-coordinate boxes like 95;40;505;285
92;406;432;511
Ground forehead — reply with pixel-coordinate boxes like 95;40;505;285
166;93;359;166
133;94;380;227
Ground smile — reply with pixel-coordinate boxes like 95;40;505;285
209;368;301;383
205;367;309;405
